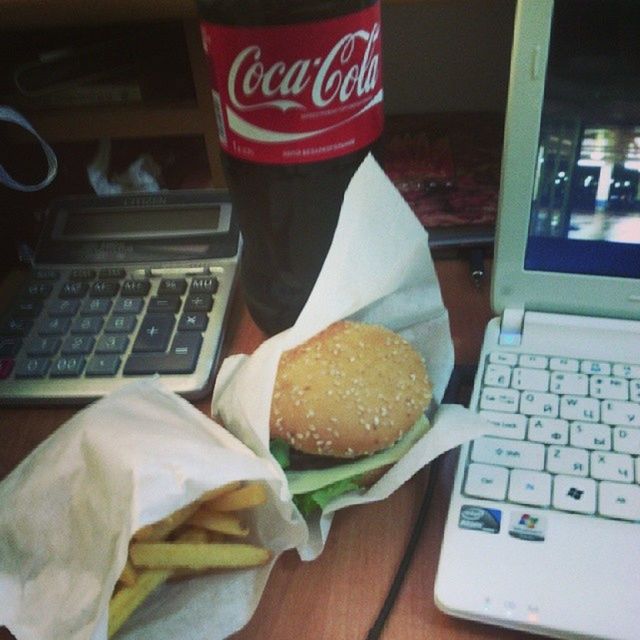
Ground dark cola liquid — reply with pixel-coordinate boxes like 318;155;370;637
198;0;382;335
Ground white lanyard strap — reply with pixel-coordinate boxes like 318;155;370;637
0;106;58;192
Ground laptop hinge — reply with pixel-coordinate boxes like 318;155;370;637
499;307;525;346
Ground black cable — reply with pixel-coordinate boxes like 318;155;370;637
365;454;442;640
364;366;475;640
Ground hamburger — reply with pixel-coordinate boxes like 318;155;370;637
269;320;433;515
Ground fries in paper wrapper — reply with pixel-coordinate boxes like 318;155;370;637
212;155;499;560
0;381;307;640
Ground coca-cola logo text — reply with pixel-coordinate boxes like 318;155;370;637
228;23;381;112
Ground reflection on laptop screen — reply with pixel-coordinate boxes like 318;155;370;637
525;0;640;279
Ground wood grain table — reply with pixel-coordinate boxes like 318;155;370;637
0;257;536;640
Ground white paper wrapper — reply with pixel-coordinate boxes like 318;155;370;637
0;380;307;640
212;155;499;560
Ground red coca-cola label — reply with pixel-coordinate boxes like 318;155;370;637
200;3;383;164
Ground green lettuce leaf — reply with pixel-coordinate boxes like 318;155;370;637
293;476;364;517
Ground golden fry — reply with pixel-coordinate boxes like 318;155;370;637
129;542;270;570
132;482;242;542
117;560;138;588
108;568;172;638
205;482;267;512
187;509;249;537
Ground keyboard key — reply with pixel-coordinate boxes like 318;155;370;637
37;317;70;336
590;451;634;483
549;357;579;372
479;387;519;412
471;436;545;470
508;469;552;506
560;395;599;422
23;281;54;299
631;381;640;403
519;354;548;369
178;312;209;332
550;371;589;395
599;482;640;521
61;335;95;355
190;276;218;294
489;352;518;366
1;317;33;336
80;298;112;316
570;422;612;450
104;315;137;334
479;410;527;439
98;268;126;279
464;463;508;500
546;445;589;476
601;400;640;427
12;299;44;317
70;316;103;335
59;281;89;298
90;280;120;297
613;426;640;454
69;268;96;280
0;336;22;357
581;360;611;376
184;293;214;313
133;315;175;352
590;375;628;400
121;279;151;297
613;363;640;379
124;332;202;375
48;299;81;317
512;367;550;392
483;364;511;387
527;416;569;444
553;475;597;514
520;391;559;417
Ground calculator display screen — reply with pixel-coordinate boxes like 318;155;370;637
55;206;223;241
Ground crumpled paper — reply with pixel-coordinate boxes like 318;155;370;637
212;154;499;560
0;380;307;640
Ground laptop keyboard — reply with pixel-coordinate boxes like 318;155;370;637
464;352;640;522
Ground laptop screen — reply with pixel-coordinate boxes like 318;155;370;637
524;0;640;279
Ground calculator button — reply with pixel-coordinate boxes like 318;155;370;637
1;317;33;336
184;294;213;313
122;280;151;296
33;269;60;280
12;299;44;317
99;268;126;279
104;315;137;334
133;315;175;352
25;336;61;357
147;296;182;314
70;316;103;335
37;317;70;336
95;334;129;354
23;281;54;299
158;279;187;296
0;336;22;357
124;332;202;375
90;280;120;297
0;358;14;379
113;297;144;314
86;354;121;377
48;299;81;317
50;356;86;377
59;281;89;298
190;277;218;294
61;335;95;355
80;298;112;316
178;312;209;332
14;357;50;378
69;268;96;280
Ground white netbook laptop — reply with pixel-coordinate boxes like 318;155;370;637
435;1;640;638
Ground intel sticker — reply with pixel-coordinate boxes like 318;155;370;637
509;512;547;541
459;505;501;533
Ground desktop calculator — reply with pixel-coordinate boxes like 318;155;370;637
0;190;240;404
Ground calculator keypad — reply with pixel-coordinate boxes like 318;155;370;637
0;268;227;398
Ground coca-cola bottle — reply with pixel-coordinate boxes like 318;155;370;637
198;0;384;335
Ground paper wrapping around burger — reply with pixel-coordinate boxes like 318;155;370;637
212;155;499;560
0;380;307;640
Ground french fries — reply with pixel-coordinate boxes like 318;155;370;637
108;481;269;638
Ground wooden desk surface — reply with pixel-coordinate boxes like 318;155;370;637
0;257;533;640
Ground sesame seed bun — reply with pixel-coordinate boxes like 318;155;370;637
269;320;432;459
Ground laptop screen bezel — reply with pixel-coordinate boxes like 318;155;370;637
492;0;640;321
